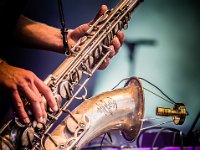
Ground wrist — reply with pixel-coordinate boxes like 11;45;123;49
0;58;4;64
0;59;8;67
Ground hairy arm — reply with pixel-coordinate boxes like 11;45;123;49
0;5;124;124
14;15;64;53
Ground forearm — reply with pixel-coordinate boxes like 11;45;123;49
14;15;64;53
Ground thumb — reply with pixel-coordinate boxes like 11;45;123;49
67;24;90;47
67;5;108;47
90;5;108;25
71;5;108;37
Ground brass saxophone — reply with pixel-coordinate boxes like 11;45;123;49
44;77;144;150
0;0;143;149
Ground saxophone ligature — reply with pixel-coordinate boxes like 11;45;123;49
0;0;144;149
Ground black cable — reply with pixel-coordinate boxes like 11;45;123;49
138;77;176;104
151;127;166;149
172;131;177;146
136;126;184;148
57;0;65;28
188;112;200;135
82;145;120;150
123;76;176;105
100;133;106;150
100;132;113;150
57;0;69;55
115;76;176;105
112;78;130;90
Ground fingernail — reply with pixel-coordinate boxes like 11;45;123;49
24;118;30;124
38;117;43;123
43;118;47;124
108;46;114;57
52;105;58;112
33;120;37;128
37;123;43;129
110;45;114;50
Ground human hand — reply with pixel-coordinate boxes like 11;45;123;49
67;5;125;69
0;61;58;124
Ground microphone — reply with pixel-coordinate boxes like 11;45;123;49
156;103;188;125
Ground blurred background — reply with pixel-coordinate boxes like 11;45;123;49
8;0;200;148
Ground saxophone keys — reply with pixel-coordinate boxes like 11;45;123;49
47;113;59;121
123;16;129;30
36;122;44;129
127;12;131;21
86;12;108;35
32;120;45;129
79;36;87;44
102;38;108;47
21;127;35;147
85;25;98;35
85;26;94;35
66;114;82;134
59;81;71;98
123;23;128;30
54;94;62;108
0;136;15;150
93;47;101;59
15;117;26;128
118;20;123;30
102;44;112;52
98;13;109;23
87;56;94;67
76;68;83;81
75;46;81;52
65;113;89;136
113;24;119;34
45;133;58;147
93;26;99;31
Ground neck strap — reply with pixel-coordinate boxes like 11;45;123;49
57;0;70;55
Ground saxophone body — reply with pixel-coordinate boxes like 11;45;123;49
0;0;143;149
44;78;144;150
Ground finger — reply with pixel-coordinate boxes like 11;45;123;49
98;57;110;70
109;45;115;58
111;36;121;54
40;101;47;124
22;85;43;123
69;24;90;41
34;76;58;112
116;31;125;45
30;84;47;122
90;5;108;24
11;90;30;124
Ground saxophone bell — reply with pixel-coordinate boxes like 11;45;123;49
44;77;145;150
